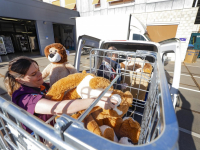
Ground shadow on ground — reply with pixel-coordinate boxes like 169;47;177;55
164;68;196;150
1;51;41;63
176;92;195;150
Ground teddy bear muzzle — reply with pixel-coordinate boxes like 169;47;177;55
110;94;123;115
48;52;61;63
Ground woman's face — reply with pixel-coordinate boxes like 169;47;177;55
108;48;117;61
18;62;43;88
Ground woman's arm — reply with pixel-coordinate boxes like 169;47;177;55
35;97;116;115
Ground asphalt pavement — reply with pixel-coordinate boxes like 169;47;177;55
164;59;200;150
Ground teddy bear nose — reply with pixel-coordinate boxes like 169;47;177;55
49;54;54;58
128;138;134;144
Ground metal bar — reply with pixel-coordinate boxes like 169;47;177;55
0;97;79;150
0;128;10;149
195;0;199;7
0;115;12;148
4;134;18;150
0;113;49;150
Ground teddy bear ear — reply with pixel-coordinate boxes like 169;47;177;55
128;118;141;129
44;45;50;57
123;91;133;106
82;70;87;74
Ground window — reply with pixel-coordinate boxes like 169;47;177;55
133;34;146;41
108;0;134;6
92;0;101;8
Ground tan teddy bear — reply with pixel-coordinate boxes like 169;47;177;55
120;57;153;101
120;57;152;73
46;71;141;144
42;43;77;86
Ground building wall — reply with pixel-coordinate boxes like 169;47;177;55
133;7;198;61
77;0;194;16
0;0;80;55
76;0;198;61
35;21;55;56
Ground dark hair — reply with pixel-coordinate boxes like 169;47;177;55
4;56;38;96
108;46;117;50
107;46;118;57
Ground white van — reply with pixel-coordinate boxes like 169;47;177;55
75;14;150;42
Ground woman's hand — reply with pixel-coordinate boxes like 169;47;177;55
121;83;128;90
96;96;118;110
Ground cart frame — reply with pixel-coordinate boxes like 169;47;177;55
0;48;179;150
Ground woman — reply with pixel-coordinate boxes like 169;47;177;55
4;56;116;133
97;46;127;90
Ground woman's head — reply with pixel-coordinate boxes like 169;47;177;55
4;56;43;96
108;46;117;50
107;46;118;61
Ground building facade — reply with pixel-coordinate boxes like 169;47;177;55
76;0;199;61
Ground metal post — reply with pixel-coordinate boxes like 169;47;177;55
60;0;65;7
195;0;199;7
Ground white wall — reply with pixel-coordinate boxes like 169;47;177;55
77;0;194;17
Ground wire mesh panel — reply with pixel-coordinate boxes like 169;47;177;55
88;48;175;147
0;99;73;150
138;63;161;144
0;37;7;55
90;49;156;125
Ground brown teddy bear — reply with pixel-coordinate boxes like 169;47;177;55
120;57;153;101
42;43;77;86
46;71;141;144
120;57;152;73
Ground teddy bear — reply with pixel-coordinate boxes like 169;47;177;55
119;57;153;101
46;70;141;144
120;57;152;74
42;43;77;86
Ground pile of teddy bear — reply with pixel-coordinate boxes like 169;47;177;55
41;43;154;145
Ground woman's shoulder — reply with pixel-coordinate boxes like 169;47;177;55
12;85;24;97
12;85;44;106
12;85;37;101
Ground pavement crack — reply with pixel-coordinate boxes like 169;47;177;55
183;62;200;90
176;106;200;114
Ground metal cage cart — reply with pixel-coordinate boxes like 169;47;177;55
0;37;7;55
28;36;38;52
0;36;14;53
0;49;178;150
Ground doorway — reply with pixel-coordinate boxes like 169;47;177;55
53;24;75;50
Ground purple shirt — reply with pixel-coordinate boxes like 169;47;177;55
12;83;53;133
